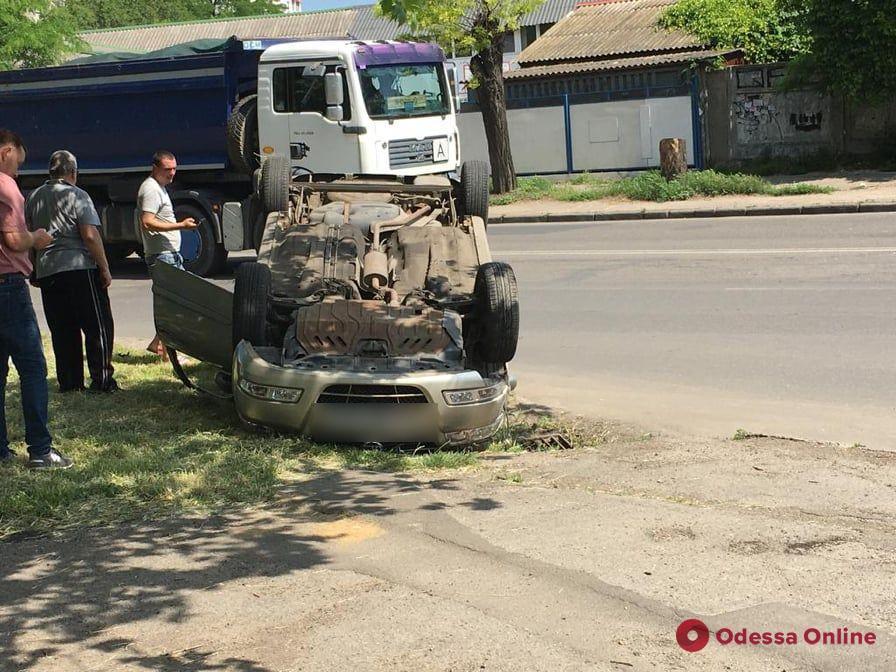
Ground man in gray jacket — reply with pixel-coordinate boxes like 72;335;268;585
26;150;117;393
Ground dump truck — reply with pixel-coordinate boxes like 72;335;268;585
0;37;475;276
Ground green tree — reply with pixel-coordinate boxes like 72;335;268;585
786;0;896;101
658;0;808;64
67;0;283;31
0;0;84;69
377;0;545;193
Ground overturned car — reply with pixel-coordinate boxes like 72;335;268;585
152;159;519;446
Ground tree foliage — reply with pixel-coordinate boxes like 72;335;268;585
67;0;284;31
0;0;84;69
658;0;808;64
377;0;544;193
786;0;896;101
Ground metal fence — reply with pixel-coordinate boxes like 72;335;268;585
458;87;698;175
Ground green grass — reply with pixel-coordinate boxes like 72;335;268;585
0;348;585;539
491;169;835;205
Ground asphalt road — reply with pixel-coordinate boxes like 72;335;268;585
32;211;896;449
489;212;896;449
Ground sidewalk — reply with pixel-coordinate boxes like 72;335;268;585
491;170;896;223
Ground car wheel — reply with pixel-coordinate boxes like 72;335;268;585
460;160;490;226
260;156;290;214
175;203;227;277
233;261;271;349
226;95;259;174
471;261;519;364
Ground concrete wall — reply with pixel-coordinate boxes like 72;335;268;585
458;95;694;174
704;64;896;166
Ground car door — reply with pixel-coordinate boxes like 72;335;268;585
151;262;233;369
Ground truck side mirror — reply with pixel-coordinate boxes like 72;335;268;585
325;105;344;122
324;72;344;106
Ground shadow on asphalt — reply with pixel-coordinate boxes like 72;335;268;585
0;467;498;670
110;255;253;281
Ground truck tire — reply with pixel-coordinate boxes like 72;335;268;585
233;261;271;349
175;203;228;277
104;243;136;266
226;95;259;174
260;156;290;214
471;261;518;364
460;160;490;226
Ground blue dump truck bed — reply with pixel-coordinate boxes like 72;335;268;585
0;38;268;175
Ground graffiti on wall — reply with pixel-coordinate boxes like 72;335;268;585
733;90;828;149
734;93;782;138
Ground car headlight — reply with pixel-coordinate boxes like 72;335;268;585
238;379;303;403
442;381;505;406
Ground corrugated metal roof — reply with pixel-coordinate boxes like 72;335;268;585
505;48;726;78
79;1;582;55
517;0;704;65
519;0;578;27
80;6;402;54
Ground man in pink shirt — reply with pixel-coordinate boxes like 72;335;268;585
0;129;73;469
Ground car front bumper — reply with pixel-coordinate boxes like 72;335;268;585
232;342;508;446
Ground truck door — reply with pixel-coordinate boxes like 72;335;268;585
271;63;361;175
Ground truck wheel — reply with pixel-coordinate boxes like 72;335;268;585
260;156;290;214
104;243;136;266
460;160;490;226
233;261;271;349
175;203;228;277
471;261;518;364
227;95;259;174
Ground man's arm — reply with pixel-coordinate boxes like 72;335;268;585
79;224;112;288
2;229;52;252
140;211;197;232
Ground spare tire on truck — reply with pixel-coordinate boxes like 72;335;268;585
233;261;271;349
470;261;519;365
226;95;259;174
260;155;290;214
460;160;490;226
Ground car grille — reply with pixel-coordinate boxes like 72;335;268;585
317;384;428;404
389;138;434;168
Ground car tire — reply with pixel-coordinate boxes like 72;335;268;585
460;160;490;226
233;261;271;349
472;261;519;364
174;203;227;277
260;156;290;214
226;95;259;174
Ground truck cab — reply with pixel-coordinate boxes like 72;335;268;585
255;41;460;178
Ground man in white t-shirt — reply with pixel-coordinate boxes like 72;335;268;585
138;150;197;356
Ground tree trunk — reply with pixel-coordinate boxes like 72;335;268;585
471;41;517;194
660;138;687;181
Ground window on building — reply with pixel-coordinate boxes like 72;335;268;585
521;25;538;50
503;31;516;54
538;23;555;36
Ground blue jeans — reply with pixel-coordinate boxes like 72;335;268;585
0;275;52;458
146;251;184;270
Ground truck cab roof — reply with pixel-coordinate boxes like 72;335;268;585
259;40;446;67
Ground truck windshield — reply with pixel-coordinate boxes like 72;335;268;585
359;63;450;119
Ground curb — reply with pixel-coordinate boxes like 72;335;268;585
490;201;896;224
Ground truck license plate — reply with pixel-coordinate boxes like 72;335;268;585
432;137;449;163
